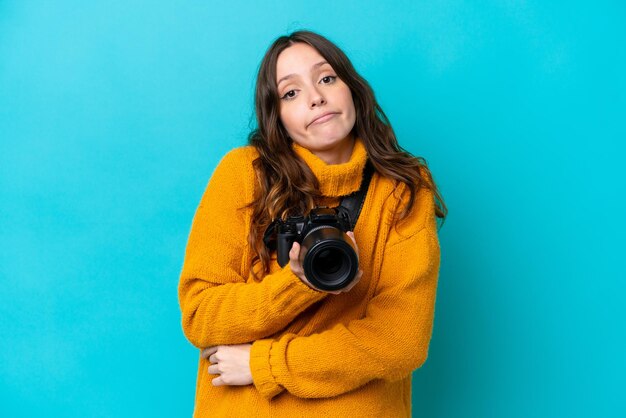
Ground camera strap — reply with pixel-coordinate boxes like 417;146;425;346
263;159;375;249
337;159;375;231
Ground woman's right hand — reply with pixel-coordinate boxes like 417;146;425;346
289;231;362;295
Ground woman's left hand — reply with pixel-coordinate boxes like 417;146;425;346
201;344;253;386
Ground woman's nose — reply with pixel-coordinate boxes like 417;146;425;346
309;88;326;108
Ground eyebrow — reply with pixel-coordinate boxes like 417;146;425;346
277;61;330;87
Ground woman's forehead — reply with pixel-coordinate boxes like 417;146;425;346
276;44;330;84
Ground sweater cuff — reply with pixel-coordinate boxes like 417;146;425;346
250;339;284;399
279;263;326;296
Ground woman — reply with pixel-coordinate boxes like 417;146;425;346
178;30;447;417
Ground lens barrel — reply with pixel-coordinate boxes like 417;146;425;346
299;226;359;291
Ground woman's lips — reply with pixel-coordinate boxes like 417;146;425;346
309;112;338;126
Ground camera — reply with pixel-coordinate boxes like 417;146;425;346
275;207;359;292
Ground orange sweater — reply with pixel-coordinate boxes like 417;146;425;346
178;138;441;417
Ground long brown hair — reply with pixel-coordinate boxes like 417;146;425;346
247;30;447;278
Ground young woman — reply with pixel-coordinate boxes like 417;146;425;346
178;30;447;417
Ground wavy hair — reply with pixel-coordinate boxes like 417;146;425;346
247;30;447;278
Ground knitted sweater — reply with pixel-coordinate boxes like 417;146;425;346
178;138;441;417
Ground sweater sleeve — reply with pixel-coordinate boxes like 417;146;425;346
249;188;441;399
178;148;327;349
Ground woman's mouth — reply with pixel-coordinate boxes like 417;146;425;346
309;112;338;126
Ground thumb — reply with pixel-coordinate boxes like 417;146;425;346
290;241;300;257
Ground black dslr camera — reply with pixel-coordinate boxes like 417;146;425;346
267;207;359;292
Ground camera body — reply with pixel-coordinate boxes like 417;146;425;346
276;207;359;291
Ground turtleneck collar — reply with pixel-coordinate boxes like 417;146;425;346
292;137;368;197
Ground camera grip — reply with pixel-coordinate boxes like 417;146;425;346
276;232;296;267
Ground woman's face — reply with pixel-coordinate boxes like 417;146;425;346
275;43;356;164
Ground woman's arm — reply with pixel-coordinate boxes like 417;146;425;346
178;148;327;349
249;190;441;399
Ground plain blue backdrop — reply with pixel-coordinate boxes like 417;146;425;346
1;1;624;417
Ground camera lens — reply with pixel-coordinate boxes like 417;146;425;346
316;249;343;275
300;226;359;291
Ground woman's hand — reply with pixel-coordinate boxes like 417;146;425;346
289;230;363;295
201;344;253;386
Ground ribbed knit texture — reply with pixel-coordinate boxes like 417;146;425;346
292;138;367;197
178;137;441;417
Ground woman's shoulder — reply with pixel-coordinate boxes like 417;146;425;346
217;144;260;170
383;166;437;242
204;145;260;203
210;145;260;183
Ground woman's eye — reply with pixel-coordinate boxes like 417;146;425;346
321;75;337;84
281;90;297;100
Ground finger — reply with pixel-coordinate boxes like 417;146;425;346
346;231;359;256
208;364;221;375
289;242;300;260
344;274;361;292
212;376;225;386
289;242;305;276
201;346;218;359
209;353;218;364
352;269;364;285
338;269;363;294
336;283;355;295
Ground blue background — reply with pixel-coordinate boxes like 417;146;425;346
1;1;624;417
